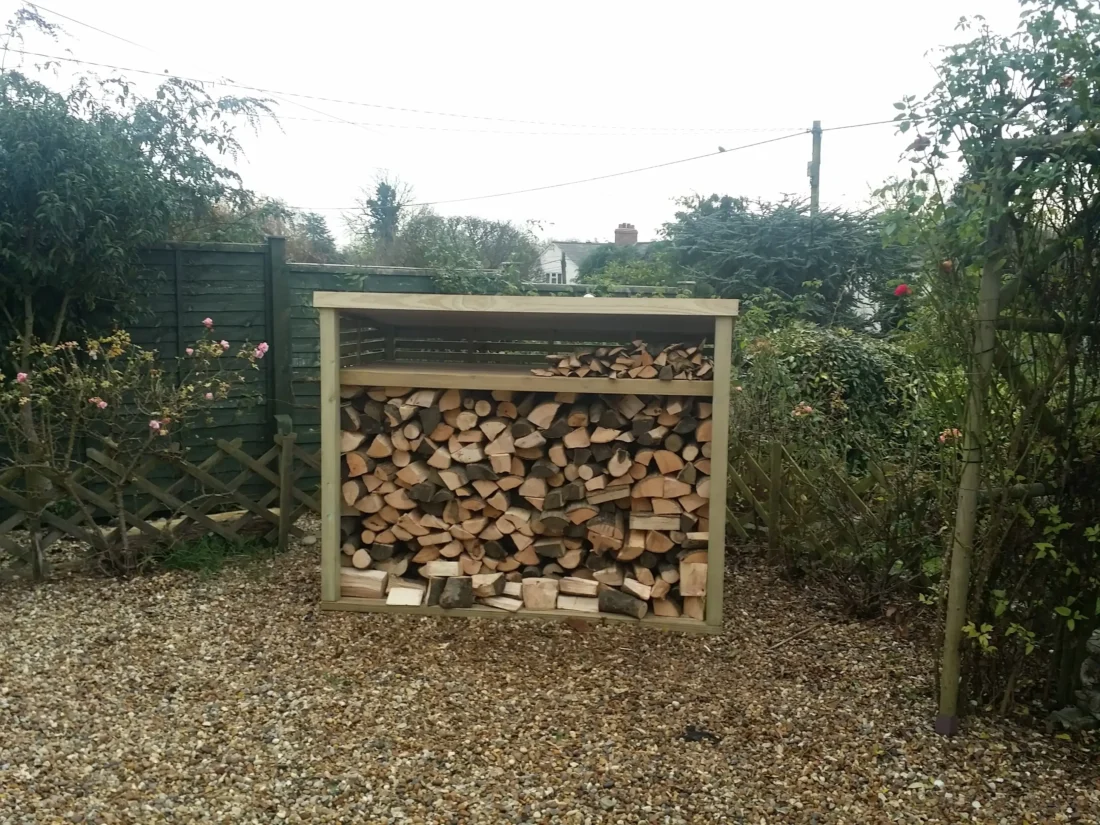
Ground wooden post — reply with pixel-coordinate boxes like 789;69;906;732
809;120;822;216
266;237;293;419
319;307;341;602
705;314;734;629
768;441;782;563
275;414;296;554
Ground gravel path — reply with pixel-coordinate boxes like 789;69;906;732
1;536;1096;824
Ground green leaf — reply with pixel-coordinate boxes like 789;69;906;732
1054;606;1071;617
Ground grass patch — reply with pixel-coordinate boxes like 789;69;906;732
160;534;273;575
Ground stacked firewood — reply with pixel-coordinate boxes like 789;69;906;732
531;340;713;380
338;385;713;620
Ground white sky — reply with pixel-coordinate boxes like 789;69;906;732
3;0;1022;245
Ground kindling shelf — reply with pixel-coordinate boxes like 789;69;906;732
339;362;716;397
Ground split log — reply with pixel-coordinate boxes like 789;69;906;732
341;568;387;599
386;580;426;606
680;560;708;597
559;576;600;596
479;596;523;612
557;595;600;612
521;577;559;610
621;578;653;601
652;597;681;618
471;572;505;597
419;560;462;578
440;576;474;608
682;596;705;621
598;588;647;619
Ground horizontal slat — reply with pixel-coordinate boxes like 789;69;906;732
339;362;714;397
321;599;715;632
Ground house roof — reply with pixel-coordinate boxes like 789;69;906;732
551;241;652;267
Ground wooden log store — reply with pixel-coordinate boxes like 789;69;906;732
315;292;738;631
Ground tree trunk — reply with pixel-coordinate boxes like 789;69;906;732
937;209;1005;736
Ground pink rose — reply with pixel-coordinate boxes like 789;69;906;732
253;347;265;359
97;400;107;410
185;347;194;356
256;342;269;354
219;340;229;350
202;318;214;329
204;392;213;401
15;372;27;383
149;420;161;431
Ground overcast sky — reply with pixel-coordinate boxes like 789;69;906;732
4;0;1023;245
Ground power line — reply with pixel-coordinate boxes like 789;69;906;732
24;2;153;51
289;117;916;212
294;131;810;211
266;111;801;137
8;48;807;135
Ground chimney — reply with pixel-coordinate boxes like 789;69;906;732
614;222;638;246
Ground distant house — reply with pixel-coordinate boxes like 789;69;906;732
536;223;650;284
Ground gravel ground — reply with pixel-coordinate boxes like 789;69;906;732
1;530;1097;824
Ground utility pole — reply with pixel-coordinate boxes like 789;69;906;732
808;120;822;215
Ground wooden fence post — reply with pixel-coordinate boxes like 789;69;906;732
768;441;783;563
275;414;297;554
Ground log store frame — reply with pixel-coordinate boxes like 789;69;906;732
314;292;738;631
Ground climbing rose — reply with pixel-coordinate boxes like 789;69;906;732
219;340;229;350
202;317;214;329
15;372;27;383
185;347;194;356
253;347;265;359
256;341;269;354
149;420;161;431
97;400;108;409
204;392;214;401
894;283;912;297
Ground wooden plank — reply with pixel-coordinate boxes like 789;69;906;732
313;292;739;318
340;364;714;397
706;314;733;629
320;599;716;633
319;306;341;603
